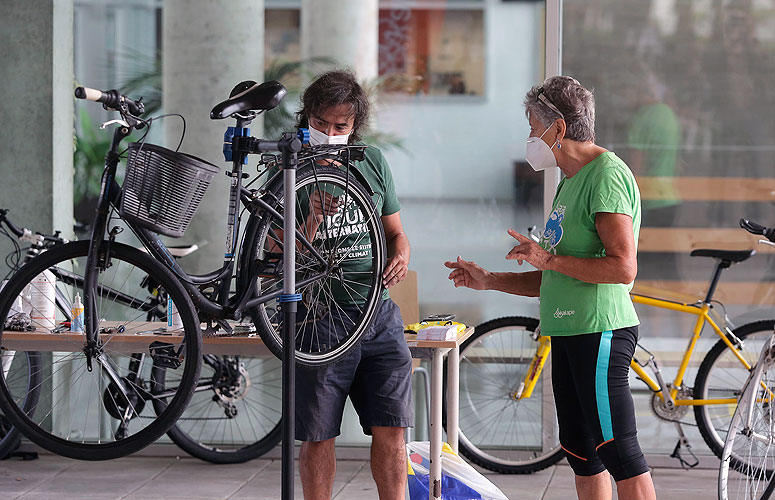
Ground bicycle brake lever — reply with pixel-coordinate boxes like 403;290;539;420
100;119;130;130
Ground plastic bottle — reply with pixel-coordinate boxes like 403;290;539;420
1;279;25;316
25;270;56;331
1;280;24;378
167;296;183;333
70;293;84;333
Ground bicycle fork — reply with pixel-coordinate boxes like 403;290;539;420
514;332;550;400
739;335;775;446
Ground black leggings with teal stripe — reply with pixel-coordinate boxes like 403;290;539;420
551;326;650;481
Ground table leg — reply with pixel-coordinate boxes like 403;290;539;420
447;345;459;454
2;350;14;378
430;348;444;500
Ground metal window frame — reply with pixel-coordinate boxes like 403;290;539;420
543;0;562;220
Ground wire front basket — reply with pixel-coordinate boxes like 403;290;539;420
120;143;220;238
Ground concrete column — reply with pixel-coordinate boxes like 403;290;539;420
0;0;74;241
163;0;263;272
301;0;378;81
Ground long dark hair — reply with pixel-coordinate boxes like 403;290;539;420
296;70;370;143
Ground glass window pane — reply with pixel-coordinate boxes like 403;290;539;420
265;9;300;65
564;0;775;456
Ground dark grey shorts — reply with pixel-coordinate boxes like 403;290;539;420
295;298;414;442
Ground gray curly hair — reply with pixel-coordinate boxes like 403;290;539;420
524;76;596;142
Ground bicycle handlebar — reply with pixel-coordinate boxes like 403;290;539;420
740;218;775;243
74;86;145;117
0;208;67;244
0;209;24;238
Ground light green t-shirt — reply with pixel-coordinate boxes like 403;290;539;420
298;146;399;304
538;152;641;336
627;102;682;210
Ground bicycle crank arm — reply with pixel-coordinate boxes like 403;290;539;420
638;351;676;406
97;353;152;404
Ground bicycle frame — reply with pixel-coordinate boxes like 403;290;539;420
517;293;754;407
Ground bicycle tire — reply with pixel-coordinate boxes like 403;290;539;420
0;416;20;459
719;336;775;500
0;351;42;459
0;241;202;460
152;354;282;464
442;316;564;474
249;164;387;367
695;320;775;460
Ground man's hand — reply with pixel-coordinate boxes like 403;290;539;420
310;190;340;218
444;256;491;290
505;229;552;270
382;254;408;288
302;190;340;242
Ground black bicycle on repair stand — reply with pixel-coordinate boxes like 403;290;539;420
0;80;386;461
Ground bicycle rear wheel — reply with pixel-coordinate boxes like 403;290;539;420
443;316;564;474
249;164;386;367
719;336;775;500
0;241;201;460
695;320;775;460
152;354;281;463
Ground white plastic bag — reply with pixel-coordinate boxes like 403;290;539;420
406;441;508;500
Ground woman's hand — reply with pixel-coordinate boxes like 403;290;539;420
444;256;492;290
505;229;553;270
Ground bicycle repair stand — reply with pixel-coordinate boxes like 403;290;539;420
227;118;305;499
279;133;303;500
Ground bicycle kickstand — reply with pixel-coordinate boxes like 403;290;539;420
670;422;699;469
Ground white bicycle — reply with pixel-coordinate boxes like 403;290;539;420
718;218;775;500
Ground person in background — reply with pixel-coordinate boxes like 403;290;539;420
445;76;657;500
627;66;682;228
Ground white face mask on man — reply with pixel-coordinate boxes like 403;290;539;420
308;121;352;146
525;122;560;172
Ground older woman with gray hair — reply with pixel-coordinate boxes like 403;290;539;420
446;76;656;500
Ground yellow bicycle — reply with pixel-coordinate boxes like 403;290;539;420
444;248;774;474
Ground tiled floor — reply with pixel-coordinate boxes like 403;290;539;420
0;451;721;499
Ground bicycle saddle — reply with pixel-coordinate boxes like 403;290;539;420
690;248;755;263
210;80;287;119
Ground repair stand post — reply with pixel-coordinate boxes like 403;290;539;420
280;137;300;500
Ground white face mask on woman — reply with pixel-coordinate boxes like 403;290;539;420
525;122;559;172
308;122;351;146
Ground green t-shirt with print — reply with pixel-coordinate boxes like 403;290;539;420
538;152;641;336
299;145;399;304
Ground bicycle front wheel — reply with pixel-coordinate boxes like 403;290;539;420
696;320;775;459
444;316;564;474
152;354;281;463
250;164;386;367
719;337;775;500
0;241;201;460
0;351;42;458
